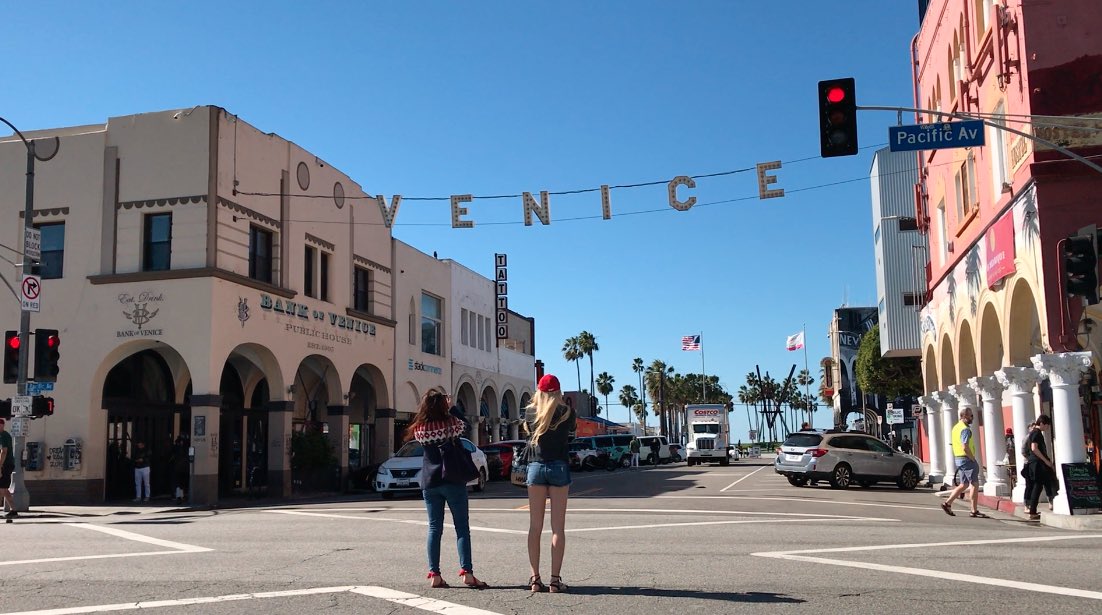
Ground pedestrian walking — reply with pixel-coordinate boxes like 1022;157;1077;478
939;407;985;518
900;435;912;455
132;441;151;502
524;374;575;593
629;436;641;468
407;390;489;590
1;418;16;519
1023;415;1056;521
648;437;660;466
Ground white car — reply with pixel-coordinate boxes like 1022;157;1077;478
375;438;488;498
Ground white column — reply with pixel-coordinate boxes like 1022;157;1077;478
1032;352;1094;515
931;390;958;486
918;394;944;483
970;375;1009;496
995;366;1040;503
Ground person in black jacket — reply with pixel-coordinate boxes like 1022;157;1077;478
523;374;576;593
408;391;489;590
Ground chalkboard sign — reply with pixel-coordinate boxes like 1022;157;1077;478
1060;462;1102;514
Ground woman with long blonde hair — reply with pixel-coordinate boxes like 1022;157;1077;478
523;374;575;593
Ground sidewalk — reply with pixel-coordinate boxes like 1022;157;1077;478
937;488;1102;530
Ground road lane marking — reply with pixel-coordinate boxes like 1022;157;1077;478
0;585;504;615
753;535;1102;601
566;516;896;533
0;523;211;567
266;510;526;534
720;467;765;492
656;494;939;512
300;506;887;519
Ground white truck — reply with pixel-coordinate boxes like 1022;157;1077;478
684;404;730;466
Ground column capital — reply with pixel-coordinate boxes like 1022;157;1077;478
1031;352;1092;387
968;375;1005;401
930;390;957;409
995;366;1040;395
917;394;941;411
948;383;979;410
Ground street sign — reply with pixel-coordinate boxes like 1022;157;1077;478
24;228;41;261
9;416;28;437
888;408;905;425
911;403;922;418
748;430;757;440
888;120;986;153
26;381;54;395
20;274;41;312
12;395;32;417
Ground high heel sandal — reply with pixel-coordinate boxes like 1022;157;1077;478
548;575;568;593
427;572;449;589
528;575;547;593
458;569;490;590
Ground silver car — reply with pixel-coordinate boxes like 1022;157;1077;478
774;431;925;490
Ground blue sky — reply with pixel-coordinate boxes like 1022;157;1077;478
2;2;921;436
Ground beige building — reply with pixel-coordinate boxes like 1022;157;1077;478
0;107;535;505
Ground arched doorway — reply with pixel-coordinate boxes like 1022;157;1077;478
103;349;191;502
218;364;271;497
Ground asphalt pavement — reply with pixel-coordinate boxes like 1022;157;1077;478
4;459;1102;614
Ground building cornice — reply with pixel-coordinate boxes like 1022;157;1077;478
353;254;391;274
19;207;70;219
346;307;396;328
118;194;205;210
88;267;296;298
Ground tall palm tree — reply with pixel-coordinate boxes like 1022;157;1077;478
646;359;675;437
619;384;640;428
562;337;582;403
631;358;646;424
596;371;614;421
796;368;816;425
578;331;598;415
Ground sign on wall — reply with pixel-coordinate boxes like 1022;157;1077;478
985;213;1016;288
495;254;508;340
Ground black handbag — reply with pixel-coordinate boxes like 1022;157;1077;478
440;438;480;485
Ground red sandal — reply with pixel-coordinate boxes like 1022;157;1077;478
427;572;449;589
458;569;490;589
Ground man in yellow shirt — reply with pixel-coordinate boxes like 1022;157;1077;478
940;407;984;517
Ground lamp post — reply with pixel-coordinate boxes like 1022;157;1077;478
1;117;60;512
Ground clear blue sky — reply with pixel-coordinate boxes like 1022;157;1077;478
3;2;921;437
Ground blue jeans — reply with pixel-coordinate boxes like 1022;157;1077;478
422;482;473;574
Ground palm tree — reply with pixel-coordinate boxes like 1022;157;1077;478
796;368;816;425
631;358;646;425
578;331;598;415
596;371;614;421
562;336;582;403
646;360;675;437
619;384;640;428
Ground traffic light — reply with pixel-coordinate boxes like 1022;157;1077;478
818;78;859;157
33;328;60;382
3;331;19;384
0;398;10;419
30;396;54;419
1063;235;1099;304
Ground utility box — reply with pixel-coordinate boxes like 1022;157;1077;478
63;438;82;471
24;441;43;471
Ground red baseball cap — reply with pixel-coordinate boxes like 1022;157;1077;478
538;374;560;392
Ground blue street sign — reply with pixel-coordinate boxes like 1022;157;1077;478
26;381;54;395
888;120;986;153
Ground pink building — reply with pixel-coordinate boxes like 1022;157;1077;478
913;0;1102;514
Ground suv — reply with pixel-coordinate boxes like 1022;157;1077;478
569;440;600;471
637;436;673;465
774;431;925;490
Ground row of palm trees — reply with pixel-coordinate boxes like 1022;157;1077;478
560;335;738;440
735;368;820;443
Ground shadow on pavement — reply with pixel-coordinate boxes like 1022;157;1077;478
526;585;804;603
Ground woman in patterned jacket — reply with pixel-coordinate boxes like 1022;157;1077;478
406;390;490;589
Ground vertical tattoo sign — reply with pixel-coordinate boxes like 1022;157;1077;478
495;254;508;341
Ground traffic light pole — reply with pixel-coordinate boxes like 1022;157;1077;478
859;105;1102;177
2;117;59;513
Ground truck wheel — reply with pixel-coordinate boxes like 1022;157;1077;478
686;459;695;467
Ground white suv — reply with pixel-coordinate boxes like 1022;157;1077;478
637;436;673;465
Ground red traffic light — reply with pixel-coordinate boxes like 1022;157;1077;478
7;336;19;350
47;335;58;349
826;87;847;104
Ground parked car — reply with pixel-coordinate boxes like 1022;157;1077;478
637;436;673;465
774;431;925;490
569;440;600;471
480;440;528;480
574;434;634;468
375;438;488;498
668;444;683;463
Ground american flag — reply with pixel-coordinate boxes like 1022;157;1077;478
681;335;701;351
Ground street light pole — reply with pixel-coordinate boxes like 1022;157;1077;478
1;117;59;512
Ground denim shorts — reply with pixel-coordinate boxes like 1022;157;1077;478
955;458;979;485
527;460;571;487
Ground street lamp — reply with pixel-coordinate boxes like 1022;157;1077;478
1;116;59;512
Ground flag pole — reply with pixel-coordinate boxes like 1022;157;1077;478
802;323;811;425
699;332;706;402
